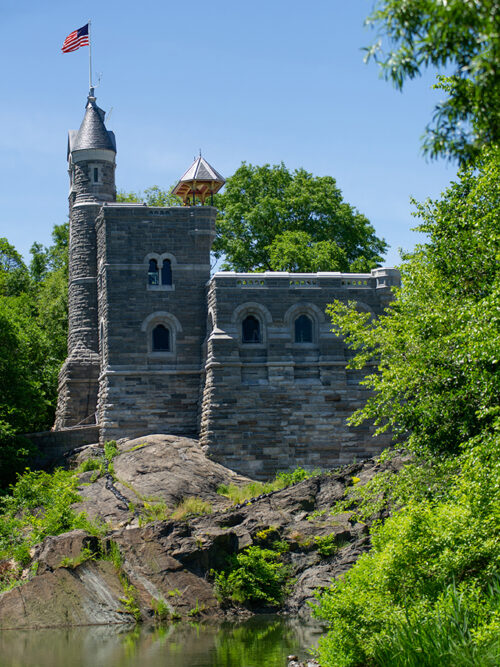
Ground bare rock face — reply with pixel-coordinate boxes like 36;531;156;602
32;529;99;574
0;435;406;629
72;434;251;525
0;561;133;629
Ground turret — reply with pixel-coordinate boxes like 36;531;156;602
67;88;116;205
54;90;116;428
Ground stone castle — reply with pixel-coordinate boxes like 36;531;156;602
53;91;400;478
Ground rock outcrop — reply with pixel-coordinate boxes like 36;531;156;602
0;434;405;629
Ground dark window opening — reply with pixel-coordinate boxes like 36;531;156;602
242;315;261;343
93;167;99;183
161;259;172;285
148;259;159;285
295;314;313;343
152;324;170;351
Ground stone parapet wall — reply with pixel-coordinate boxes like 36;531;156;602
26;426;100;467
199;268;399;478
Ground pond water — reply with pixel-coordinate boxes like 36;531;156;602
0;616;323;667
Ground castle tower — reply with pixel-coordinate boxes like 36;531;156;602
54;89;116;428
95;200;217;442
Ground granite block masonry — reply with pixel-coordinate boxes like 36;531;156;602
53;90;401;478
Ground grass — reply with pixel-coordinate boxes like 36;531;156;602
101;539;123;569
171;496;212;521
138;500;170;525
372;580;500;667
217;466;322;505
58;546;97;569
126;442;148;453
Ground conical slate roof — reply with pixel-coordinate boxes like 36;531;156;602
69;93;116;154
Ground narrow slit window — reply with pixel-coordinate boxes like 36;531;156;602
152;324;170;351
242;315;261;343
148;259;159;285
295;314;313;343
161;259;172;285
93;167;99;183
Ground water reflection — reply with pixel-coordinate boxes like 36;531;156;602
0;616;323;667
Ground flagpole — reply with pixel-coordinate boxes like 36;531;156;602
88;20;93;92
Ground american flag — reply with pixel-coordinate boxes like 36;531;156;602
61;24;89;53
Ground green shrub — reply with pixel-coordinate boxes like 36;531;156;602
0;467;106;590
315;534;338;557
119;577;141;621
151;597;171;621
213;545;289;607
104;440;119;461
77;457;103;474
313;429;500;667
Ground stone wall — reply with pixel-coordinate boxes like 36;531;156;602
96;205;216;442
200;269;399;478
26;426;100;467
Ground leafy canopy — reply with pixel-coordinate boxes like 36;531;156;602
314;427;500;666
328;146;500;457
0;224;69;489
213;162;387;272
365;0;500;163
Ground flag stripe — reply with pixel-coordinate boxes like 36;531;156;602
62;38;89;50
61;24;89;53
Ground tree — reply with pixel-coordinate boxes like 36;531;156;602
117;185;181;207
0;238;30;296
267;231;349;272
0;295;53;488
365;0;500;163
213;163;387;272
328;146;500;457
0;225;70;488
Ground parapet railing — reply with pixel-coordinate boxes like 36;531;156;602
212;268;400;290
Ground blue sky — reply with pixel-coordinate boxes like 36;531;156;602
1;0;455;266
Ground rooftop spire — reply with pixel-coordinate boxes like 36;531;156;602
68;91;116;155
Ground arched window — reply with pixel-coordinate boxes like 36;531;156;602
161;259;172;286
152;324;170;351
242;315;261;343
295;314;313;343
148;259;159;285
